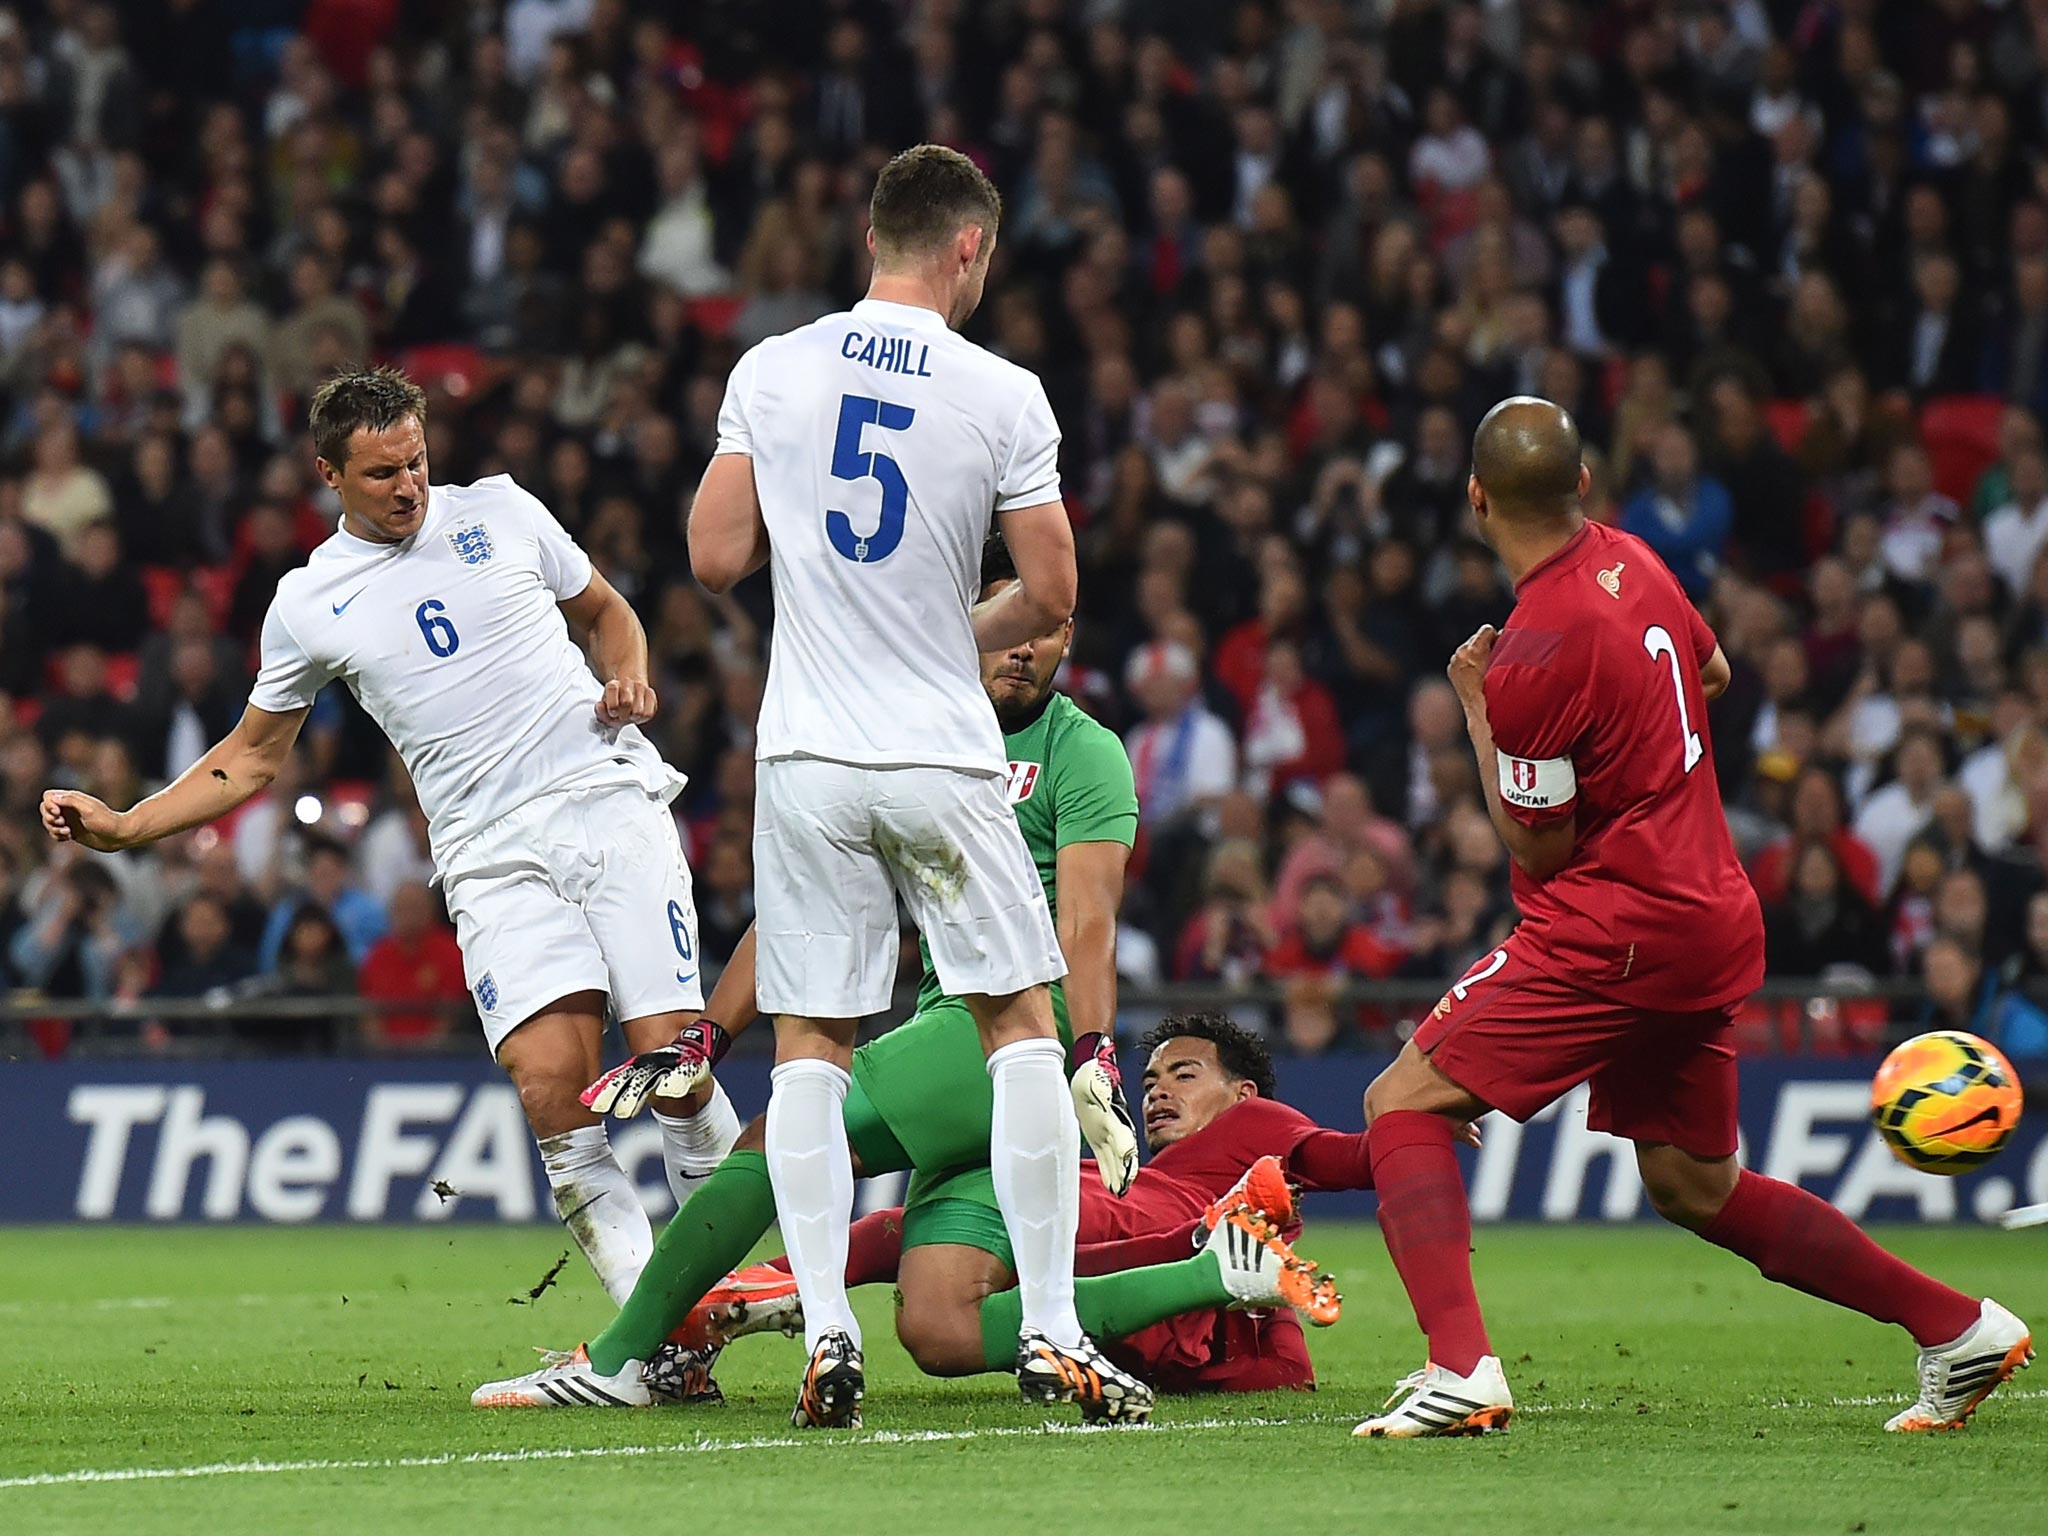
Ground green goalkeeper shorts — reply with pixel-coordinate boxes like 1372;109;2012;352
841;997;1068;1269
898;1168;1012;1269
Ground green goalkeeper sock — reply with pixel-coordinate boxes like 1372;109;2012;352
586;1148;776;1375
975;1251;1229;1372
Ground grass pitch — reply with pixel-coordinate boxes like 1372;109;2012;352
0;1222;2041;1535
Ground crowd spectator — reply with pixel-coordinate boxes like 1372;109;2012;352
1921;934;2048;1062
11;1;2048;1058
357;883;467;1048
1263;871;1405;1053
256;835;385;972
1621;422;1732;597
1764;839;1889;979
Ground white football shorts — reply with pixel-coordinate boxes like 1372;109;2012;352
440;782;704;1055
753;756;1066;1018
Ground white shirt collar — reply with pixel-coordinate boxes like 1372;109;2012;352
852;297;951;333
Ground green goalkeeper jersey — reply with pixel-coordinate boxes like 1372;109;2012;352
911;689;1139;1015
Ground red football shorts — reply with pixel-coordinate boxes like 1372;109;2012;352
1411;935;1740;1159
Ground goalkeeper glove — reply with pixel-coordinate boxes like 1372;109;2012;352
581;1019;732;1119
1068;1031;1139;1196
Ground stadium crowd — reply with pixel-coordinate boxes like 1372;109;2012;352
9;0;2048;1062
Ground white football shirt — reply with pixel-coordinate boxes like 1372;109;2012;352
250;475;682;868
715;296;1062;776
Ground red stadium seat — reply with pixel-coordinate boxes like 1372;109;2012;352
103;653;140;702
191;567;234;630
1764;398;1809;455
398;344;492;402
141;567;185;629
1801;489;1836;559
1600;355;1629;412
321;778;378;834
1919;395;2005;502
686;294;746;340
1730;998;1778;1056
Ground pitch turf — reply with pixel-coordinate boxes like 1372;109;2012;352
0;1223;2041;1535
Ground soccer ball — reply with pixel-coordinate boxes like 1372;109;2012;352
1869;1030;2023;1174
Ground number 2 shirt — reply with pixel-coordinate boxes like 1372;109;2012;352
713;297;1062;778
249;475;681;869
1483;519;1764;1011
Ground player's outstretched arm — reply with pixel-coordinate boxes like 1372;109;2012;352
583;926;761;1119
975;500;1076;651
40;703;307;853
560;570;657;725
687;453;768;595
701;924;759;1035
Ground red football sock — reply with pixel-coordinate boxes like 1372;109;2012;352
1700;1169;1980;1347
842;1208;906;1287
765;1208;906;1287
1076;1223;1202;1276
1370;1109;1491;1375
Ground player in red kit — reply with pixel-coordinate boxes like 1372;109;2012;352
1353;398;2032;1439
685;1013;1399;1393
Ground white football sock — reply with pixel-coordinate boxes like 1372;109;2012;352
765;1058;859;1351
654;1079;743;1209
987;1036;1083;1349
537;1125;652;1305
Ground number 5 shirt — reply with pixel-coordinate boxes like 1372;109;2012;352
713;297;1063;778
1482;519;1763;1011
249;475;681;870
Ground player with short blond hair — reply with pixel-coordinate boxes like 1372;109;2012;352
40;367;738;1307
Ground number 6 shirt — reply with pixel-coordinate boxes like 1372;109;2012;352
1482;519;1764;1011
249;476;681;870
713;297;1063;778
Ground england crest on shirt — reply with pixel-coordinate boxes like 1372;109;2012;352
448;523;494;565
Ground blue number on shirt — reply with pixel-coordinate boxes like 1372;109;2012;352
826;392;914;563
667;900;692;961
416;599;460;657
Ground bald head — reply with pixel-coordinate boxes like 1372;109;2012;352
1471;396;1584;523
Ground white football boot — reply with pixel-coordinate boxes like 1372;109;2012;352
1885;1298;2033;1432
1352;1355;1514;1438
1203;1204;1341;1325
470;1345;654;1409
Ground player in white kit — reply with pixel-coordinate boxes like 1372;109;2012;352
40;369;740;1304
687;145;1145;1427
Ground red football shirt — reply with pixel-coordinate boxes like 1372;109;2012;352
1078;1096;1324;1242
1483;520;1764;1011
1081;1096;1326;1393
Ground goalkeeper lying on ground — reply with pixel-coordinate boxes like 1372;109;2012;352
676;1011;1370;1396
473;1010;1362;1408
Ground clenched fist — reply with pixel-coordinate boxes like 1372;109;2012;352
40;790;132;851
597;677;658;727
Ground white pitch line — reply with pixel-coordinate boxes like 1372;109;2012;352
7;1388;2042;1492
1805;1387;2048;1409
0;1415;1325;1492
